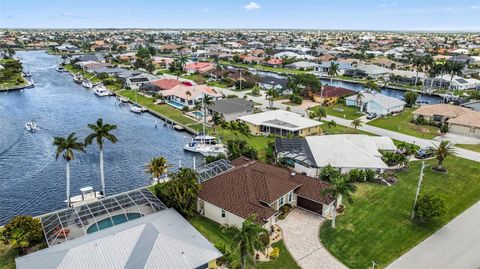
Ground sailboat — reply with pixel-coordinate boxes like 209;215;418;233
183;94;226;156
129;89;147;113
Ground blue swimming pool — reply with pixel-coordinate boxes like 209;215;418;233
86;213;142;234
193;111;204;117
166;100;185;109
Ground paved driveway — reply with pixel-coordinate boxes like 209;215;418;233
277;208;347;269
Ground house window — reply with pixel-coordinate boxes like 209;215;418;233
221;209;225;218
288;192;293;202
279;197;284;207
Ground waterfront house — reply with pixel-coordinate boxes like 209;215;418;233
312;86;356;105
161;84;222;108
345;92;406;116
285;61;320;70
413;104;480;138
184;62;216;74
314;61;352;75
257;76;289;94
275;134;396;177
425;75;480;90
263;58;283;67
55;44;80;53
15;188;221;269
124;73;158;89
139;78;183;92
197;158;334;229
344;64;390;79
207;98;254;122
238;110;322;136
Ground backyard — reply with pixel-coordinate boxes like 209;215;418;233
367;108;439;139
189;215;300;269
456;143;480;153
310;104;363;120
320;156;480;269
0;243;16;269
219;60;306;75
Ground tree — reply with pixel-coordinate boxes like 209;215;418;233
84;118;118;197
178;54;189;68
445;62;464;90
266;88;279;108
229;215;268;269
1;216;43;254
201;94;214;135
319;164;341;182
429;140;457;171
155;168;200;218
412;55;424;86
351;119;364;130
404;91;419;107
309;108;325;121
414;194;446;221
145;156;170;183
226;139;258;160
327;61;339;84
53;133;85;207
321;175;357;228
364;80;380;92
355;92;364;111
326;120;337;129
288;73;322;96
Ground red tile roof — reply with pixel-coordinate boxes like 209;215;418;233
315;86;356;98
150;79;183;91
199;158;333;223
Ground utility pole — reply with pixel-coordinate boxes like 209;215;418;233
411;161;428;220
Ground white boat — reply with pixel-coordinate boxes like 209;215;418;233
82;79;93;88
118;96;130;103
65;186;103;207
130;105;143;113
73;74;84;83
25;122;38;132
184;135;226;156
23;71;32;77
93;84;110;97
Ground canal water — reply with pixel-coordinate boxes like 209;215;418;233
0;51;197;224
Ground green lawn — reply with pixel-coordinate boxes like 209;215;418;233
367;108;439;139
0;243;17;269
212;127;274;161
456;144;480;153
219;60;305;75
320;156;480;269
118;90;196;125
321;121;373;135
310;104;363;120
189;215;299;269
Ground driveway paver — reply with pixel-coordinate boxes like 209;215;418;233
277;208;347;269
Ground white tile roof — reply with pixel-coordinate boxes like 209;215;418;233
238;110;322;131
346;92;406;109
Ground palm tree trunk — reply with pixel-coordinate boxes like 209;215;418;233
100;148;106;197
66;161;71;208
331;200;337;228
437;158;443;170
414;70;419;86
241;248;246;269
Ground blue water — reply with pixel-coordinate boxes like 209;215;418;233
166;100;185;109
86;213;142;234
193;111;204;117
0;51;199;225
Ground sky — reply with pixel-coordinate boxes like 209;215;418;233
0;0;479;31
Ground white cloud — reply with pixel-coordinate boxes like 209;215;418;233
244;2;260;10
472;6;479;10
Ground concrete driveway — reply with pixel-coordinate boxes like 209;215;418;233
277;208;347;269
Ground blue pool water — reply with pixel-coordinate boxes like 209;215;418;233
86;213;142;234
166;100;185;109
193;111;204;117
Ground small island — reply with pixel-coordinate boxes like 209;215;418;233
0;49;29;91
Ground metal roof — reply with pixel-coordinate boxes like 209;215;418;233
40;188;166;246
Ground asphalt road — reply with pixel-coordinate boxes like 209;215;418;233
387;202;480;269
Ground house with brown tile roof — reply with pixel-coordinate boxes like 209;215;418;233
197;158;334;230
413;104;480;138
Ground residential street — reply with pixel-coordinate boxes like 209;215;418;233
387;202;480;269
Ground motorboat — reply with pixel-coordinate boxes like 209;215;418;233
184;135;226;156
66;186;103;207
118;96;130;104
73;74;84;83
56;66;65;72
25;122;38;132
93;84;110;97
130;105;144;113
82;79;93;88
23;71;32;77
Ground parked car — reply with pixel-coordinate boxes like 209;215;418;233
415;147;435;159
366;113;377;120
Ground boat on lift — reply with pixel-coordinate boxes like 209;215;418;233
73;74;84;83
25;122;38;132
93;84;110;97
184;135;227;156
82;79;93;88
130;105;144;113
66;186;103;207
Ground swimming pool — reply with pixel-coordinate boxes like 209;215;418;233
193;111;204;118
86;213;142;234
166;100;185;109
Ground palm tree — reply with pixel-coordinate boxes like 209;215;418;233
185;90;192;99
351;119;363;130
145;156;170;183
178;54;188;68
309;107;326;121
229;215;268;269
84;118;118;197
427;63;442;91
327;120;337;128
430;140;457;171
355;92;364;112
445;62;464;91
327;61;339;84
201;94;214;135
53;133;85;207
322;175;357;228
266;88;279;108
412;56;424;86
364;80;379;92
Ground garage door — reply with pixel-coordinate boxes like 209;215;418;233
297;197;323;215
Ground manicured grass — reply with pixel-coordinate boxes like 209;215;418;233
118;90;196;125
189;215;299;269
0;243;17;269
320;156;480;269
456;143;480;153
367;108;439;139
212;127;274;161
310;104;363;120
321;121;373;135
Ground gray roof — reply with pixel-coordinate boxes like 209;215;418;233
461;100;480;112
16;208;222;269
208;98;253;114
275;138;316;167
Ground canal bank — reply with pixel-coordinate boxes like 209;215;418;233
0;51;198;225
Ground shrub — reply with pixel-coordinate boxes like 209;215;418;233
259;233;270;247
319;164;341;182
348;169;366;182
414;194;447;221
269;247;280;259
365;169;376;182
289;94;303;104
440;123;449;133
1;216;43;253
